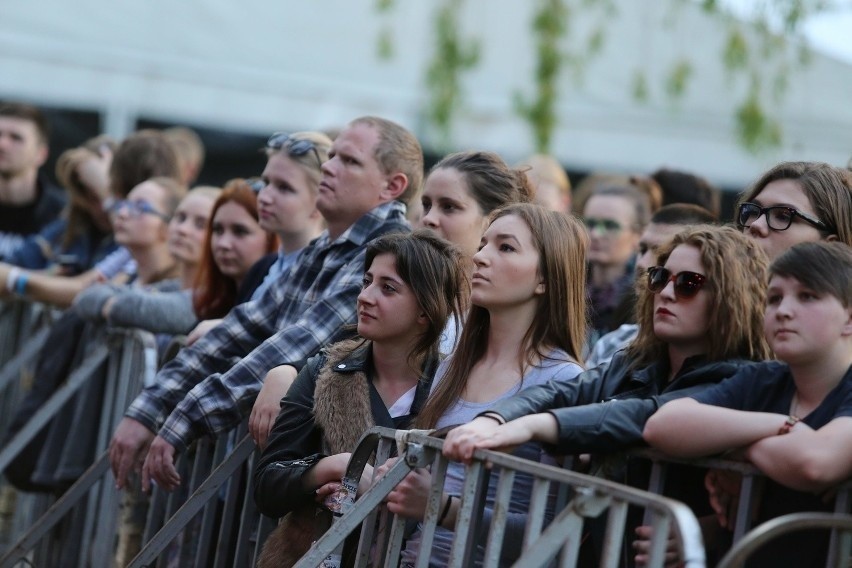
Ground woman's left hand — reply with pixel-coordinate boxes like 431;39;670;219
384;466;433;520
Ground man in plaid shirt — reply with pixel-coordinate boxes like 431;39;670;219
109;116;421;490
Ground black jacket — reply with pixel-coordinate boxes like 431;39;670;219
486;351;756;454
253;340;436;519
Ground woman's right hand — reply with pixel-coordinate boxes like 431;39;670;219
442;416;504;463
250;365;298;449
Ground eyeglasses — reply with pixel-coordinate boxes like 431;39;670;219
583;217;623;234
737;202;830;233
108;199;170;221
246;178;265;193
266;132;323;169
647;266;707;299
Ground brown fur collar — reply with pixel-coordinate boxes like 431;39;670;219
313;338;375;455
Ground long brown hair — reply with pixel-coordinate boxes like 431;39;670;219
625;225;771;370
417;203;588;428
193;179;278;319
361;230;470;368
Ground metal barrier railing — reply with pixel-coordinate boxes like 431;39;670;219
633;447;852;566
295;427;706;568
717;513;852;568
0;300;58;443
0;326;156;567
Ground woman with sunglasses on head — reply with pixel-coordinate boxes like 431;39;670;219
645;241;852;567
185;132;329;346
388;204;587;567
736;161;852;259
252;231;468;566
444;225;770;564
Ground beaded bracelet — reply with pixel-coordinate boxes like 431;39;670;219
778;415;800;435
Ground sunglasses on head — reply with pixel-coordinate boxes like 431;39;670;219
266;132;323;169
647;266;707;299
737;202;830;233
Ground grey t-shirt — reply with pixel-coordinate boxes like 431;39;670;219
402;350;583;567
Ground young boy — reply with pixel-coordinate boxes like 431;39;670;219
644;241;852;566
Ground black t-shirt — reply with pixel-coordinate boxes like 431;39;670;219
693;361;852;567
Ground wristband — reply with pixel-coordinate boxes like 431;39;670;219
778;415;800;435
6;267;20;293
438;495;454;525
13;271;29;296
479;412;505;426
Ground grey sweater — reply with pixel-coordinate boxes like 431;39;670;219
73;279;197;335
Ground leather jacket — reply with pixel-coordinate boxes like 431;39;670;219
486;351;757;454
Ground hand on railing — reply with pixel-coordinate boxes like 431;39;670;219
705;469;743;530
142;435;181;492
632;525;682;567
250;364;298;449
374;456;434;520
109;416;156;490
443;415;536;464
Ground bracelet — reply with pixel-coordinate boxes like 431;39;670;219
479;413;505;426
6;267;21;293
778;415;800;435
14;271;29;296
437;495;454;525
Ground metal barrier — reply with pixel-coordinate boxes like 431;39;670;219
129;429;274;568
0;326;156;567
633;448;852;566
717;513;852;568
0;300;57;443
295;427;706;568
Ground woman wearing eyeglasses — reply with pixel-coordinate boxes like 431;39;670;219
72;179;219;334
736;161;852;260
443;225;770;563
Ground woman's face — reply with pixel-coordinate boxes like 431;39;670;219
420;167;487;258
168;192;215;265
257;152;320;237
471;214;544;311
583;194;640;273
744;179;826;260
211;201;270;283
764;274;852;367
651;244;712;353
356;253;426;345
111;181;170;249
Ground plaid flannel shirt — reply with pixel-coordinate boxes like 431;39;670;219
125;201;409;451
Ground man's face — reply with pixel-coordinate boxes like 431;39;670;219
0;117;47;180
636;222;683;273
317;123;388;232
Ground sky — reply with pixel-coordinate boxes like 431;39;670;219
801;12;852;64
723;0;852;65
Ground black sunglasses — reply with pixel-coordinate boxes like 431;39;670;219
737;202;830;233
266;132;323;169
647;266;707;299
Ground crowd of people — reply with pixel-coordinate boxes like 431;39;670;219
1;98;851;566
